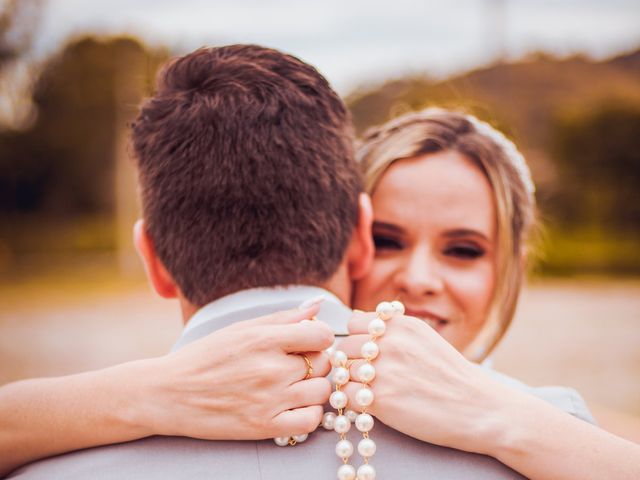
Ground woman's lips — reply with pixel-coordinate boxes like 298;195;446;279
404;308;450;332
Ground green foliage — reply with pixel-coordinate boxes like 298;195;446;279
551;103;640;231
533;226;640;276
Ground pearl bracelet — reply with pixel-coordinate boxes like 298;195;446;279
329;300;404;480
275;300;405;480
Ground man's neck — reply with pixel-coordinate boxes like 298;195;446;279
178;262;353;325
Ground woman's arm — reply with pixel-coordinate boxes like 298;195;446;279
0;303;332;476
0;360;154;476
481;382;640;480
340;311;640;480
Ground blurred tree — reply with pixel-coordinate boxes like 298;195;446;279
0;0;42;131
0;0;41;70
0;36;166;217
551;103;640;232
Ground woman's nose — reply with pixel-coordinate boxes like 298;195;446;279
394;248;444;297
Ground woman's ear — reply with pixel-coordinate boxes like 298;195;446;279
133;219;178;298
347;193;374;281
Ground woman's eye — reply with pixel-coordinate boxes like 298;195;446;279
444;245;485;259
373;235;403;250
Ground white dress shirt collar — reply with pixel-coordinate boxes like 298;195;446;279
183;285;352;337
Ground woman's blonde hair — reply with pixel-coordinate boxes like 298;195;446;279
357;108;536;361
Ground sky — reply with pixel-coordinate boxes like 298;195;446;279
27;0;640;94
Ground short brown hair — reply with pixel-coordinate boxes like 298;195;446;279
132;45;361;306
358;108;536;361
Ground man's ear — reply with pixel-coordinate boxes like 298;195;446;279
346;193;374;281
133;219;178;298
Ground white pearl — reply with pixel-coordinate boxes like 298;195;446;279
331;350;348;368
355;413;374;432
355;387;374;407
357;363;376;383
357;463;376;480
292;433;308;443
334;415;351;434
345;409;358;422
274;436;290;447
335;439;354;458
333;366;350;386
322;411;337;430
325;346;336;358
367;319;386;336
360;341;379;360
376;301;394;320
390;300;405;315
358;438;377;457
330;390;348;409
337;464;356;480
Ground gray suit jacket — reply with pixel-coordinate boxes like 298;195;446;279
10;287;593;479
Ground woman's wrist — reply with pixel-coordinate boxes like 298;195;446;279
452;368;517;455
103;357;166;440
471;376;548;461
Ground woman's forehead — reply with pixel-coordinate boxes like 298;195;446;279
371;151;496;239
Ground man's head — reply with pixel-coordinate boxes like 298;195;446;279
131;44;372;311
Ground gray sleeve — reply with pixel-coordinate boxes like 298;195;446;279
478;365;596;424
529;386;597;425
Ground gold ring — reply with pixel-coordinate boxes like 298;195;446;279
301;354;313;380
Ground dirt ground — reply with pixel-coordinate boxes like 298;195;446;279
1;277;639;438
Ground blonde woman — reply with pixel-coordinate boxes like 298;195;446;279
2;110;639;479
341;108;639;479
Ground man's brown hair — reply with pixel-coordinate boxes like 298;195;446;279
131;44;361;306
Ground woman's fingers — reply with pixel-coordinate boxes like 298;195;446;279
347;311;376;334
234;303;321;328
347;359;371;383
271;405;325;437
340;381;375;415
301;351;332;379
281;351;331;384
335;333;369;359
283;377;332;411
271;321;335;353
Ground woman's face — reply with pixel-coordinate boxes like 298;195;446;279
353;150;497;353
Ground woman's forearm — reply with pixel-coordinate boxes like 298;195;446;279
0;304;331;476
342;312;640;480
479;381;640;480
0;359;154;476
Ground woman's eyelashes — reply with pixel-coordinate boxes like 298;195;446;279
444;244;485;259
373;234;403;251
372;231;486;259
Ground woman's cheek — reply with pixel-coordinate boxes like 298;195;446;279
353;257;397;311
447;262;495;326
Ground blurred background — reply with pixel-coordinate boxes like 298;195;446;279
0;0;639;440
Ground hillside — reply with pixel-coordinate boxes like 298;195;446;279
346;49;640;275
347;49;640;153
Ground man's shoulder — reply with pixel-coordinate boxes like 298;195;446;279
480;365;596;424
11;426;526;480
8;436;260;480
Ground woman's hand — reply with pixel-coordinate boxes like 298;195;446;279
136;303;334;440
338;310;497;453
338;311;640;480
0;304;333;476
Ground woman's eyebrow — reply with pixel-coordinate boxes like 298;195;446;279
443;229;490;241
372;221;404;233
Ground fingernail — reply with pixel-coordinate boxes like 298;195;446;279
352;309;365;314
298;295;326;310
